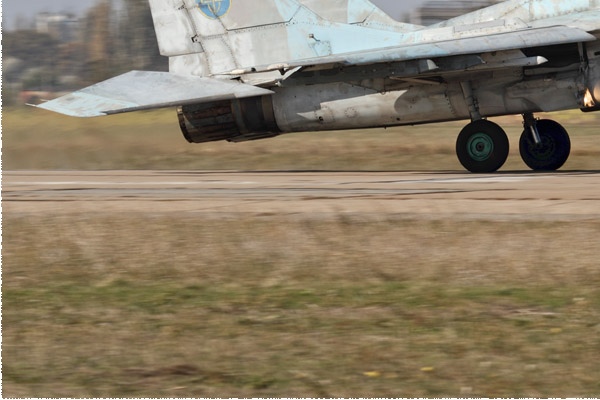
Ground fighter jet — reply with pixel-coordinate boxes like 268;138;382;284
38;0;600;172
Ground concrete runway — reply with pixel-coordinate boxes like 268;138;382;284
3;170;600;220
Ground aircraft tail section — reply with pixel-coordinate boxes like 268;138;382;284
148;0;415;77
37;0;417;118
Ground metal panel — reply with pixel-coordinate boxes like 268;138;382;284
222;0;299;30
242;25;595;73
300;0;370;24
148;0;204;57
529;0;591;20
37;71;273;117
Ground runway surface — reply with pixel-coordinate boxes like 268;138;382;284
3;170;600;220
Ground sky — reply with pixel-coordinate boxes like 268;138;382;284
1;0;431;30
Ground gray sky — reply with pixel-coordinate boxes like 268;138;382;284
1;0;431;30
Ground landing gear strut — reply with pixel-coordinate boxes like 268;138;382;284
519;114;571;171
456;81;510;173
456;119;510;173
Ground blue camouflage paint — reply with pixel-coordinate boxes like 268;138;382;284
196;0;231;19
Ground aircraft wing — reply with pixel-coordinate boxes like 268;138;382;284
36;71;274;117
227;25;596;75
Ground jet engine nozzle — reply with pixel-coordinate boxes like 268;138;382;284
178;97;281;143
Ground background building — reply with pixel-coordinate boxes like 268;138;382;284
35;12;81;43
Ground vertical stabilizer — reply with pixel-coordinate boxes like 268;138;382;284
147;0;203;57
148;0;411;77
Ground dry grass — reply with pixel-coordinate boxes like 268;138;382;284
3;106;600;396
2;107;600;171
3;214;600;397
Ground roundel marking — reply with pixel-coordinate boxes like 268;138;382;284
196;0;231;19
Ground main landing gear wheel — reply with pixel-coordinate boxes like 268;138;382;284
456;120;510;173
519;119;571;171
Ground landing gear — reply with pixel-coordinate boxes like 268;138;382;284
519;118;571;171
456;119;510;173
455;115;572;173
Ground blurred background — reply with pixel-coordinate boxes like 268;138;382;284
1;0;503;107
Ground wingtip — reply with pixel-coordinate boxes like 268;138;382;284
35;97;108;118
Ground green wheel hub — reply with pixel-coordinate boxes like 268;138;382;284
456;120;509;173
467;133;494;161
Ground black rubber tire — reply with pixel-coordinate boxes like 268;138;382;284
519;119;571;171
456;120;510;173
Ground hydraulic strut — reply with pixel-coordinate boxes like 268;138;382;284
523;113;542;145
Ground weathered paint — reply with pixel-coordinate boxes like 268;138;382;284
37;71;273;117
298;0;422;32
150;0;416;75
38;0;600;143
436;0;599;27
147;0;600;77
250;25;594;72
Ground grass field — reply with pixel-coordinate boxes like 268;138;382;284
2;106;599;171
3;216;600;397
2;107;600;397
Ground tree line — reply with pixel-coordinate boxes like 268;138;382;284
3;0;168;105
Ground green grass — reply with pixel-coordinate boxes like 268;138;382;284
3;106;599;170
3;215;600;397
